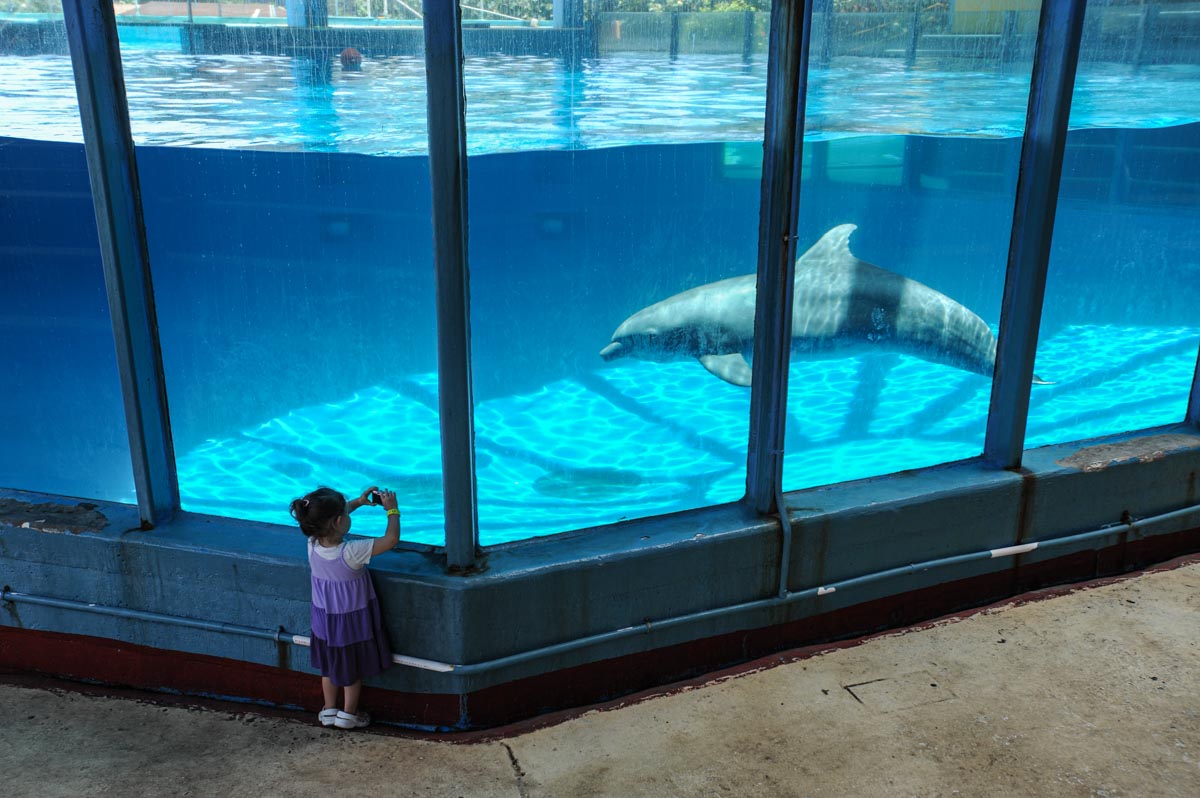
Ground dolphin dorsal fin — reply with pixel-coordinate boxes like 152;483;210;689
700;353;753;387
797;223;858;267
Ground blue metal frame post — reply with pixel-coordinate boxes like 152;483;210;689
1187;347;1200;428
905;1;920;67
62;0;178;527
983;0;1088;470
424;1;480;570
746;0;815;513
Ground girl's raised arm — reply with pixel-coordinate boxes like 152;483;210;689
370;489;401;556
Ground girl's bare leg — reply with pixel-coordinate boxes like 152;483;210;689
343;680;363;715
321;677;339;710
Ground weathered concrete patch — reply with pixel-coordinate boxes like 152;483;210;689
1056;433;1200;472
0;499;109;534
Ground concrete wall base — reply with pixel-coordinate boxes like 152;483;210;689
5;524;1196;731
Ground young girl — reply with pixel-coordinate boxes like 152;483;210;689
290;485;400;730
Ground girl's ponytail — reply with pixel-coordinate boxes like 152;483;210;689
290;487;346;539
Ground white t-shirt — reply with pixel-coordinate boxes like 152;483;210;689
309;538;374;571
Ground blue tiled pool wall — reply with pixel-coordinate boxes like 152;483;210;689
0;138;133;500
1;123;1197;543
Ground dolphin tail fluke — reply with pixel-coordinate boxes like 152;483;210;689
700;353;753;387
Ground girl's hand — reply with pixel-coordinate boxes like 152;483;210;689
358;486;380;506
377;488;399;512
369;488;401;556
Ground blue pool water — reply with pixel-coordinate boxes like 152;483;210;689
2;43;1199;546
3;48;1200;151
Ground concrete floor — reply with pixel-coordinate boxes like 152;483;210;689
3;557;1198;798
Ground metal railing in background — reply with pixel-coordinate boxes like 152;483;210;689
0;3;1189;64
592;3;1200;67
107;0;549;25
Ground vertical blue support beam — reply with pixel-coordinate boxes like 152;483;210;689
746;0;815;513
905;1;920;67
742;10;756;64
999;10;1018;66
815;0;832;68
1133;4;1158;67
669;12;680;61
559;0;585;69
983;0;1088;470
62;0;178;527
1187;348;1200;428
557;0;584;29
423;1;479;570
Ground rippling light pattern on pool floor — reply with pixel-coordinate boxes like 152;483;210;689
175;324;1199;545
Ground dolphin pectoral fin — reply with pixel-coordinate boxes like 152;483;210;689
600;341;624;361
1032;374;1055;386
699;353;753;387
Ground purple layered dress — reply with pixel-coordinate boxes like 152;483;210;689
308;540;393;686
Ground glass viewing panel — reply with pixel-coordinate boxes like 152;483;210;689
781;0;1043;493
0;5;136;501
464;5;769;544
109;10;442;542
1030;1;1200;446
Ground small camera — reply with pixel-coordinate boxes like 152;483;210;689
367;490;382;505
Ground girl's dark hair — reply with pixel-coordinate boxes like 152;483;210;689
290;486;347;539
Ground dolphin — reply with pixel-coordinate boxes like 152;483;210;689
600;224;1045;387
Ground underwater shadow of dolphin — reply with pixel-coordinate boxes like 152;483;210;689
600;224;1049;387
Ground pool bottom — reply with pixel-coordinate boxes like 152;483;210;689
172;322;1200;546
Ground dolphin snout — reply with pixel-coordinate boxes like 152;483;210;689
600;341;624;361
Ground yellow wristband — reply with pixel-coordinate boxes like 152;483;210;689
386;509;400;517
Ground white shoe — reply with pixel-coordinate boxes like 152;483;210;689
318;708;338;727
334;710;370;729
